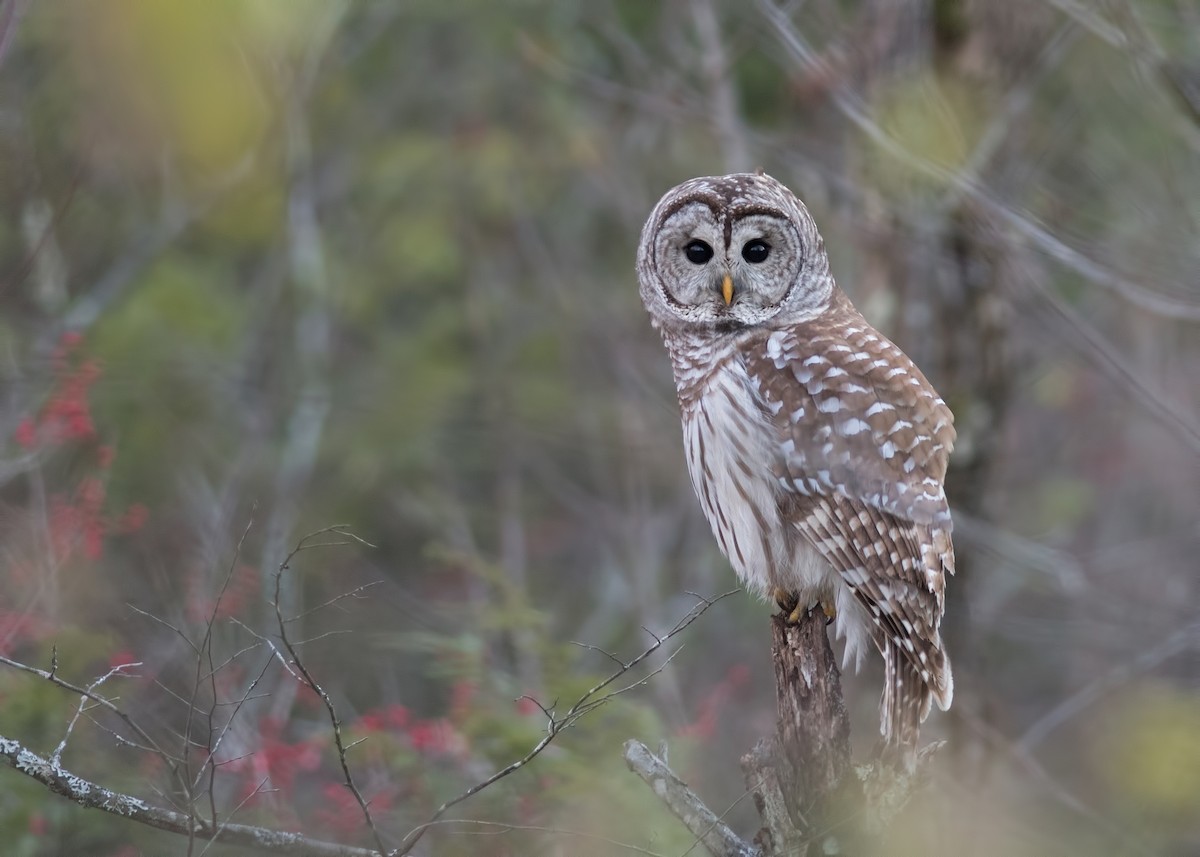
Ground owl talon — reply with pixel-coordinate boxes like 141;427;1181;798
780;599;836;625
774;587;800;618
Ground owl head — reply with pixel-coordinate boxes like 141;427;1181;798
636;172;834;332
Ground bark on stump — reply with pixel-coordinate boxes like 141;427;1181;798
740;610;857;856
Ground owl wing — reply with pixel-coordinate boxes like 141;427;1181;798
741;317;956;745
745;321;956;531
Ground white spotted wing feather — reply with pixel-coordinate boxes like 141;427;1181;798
744;295;956;753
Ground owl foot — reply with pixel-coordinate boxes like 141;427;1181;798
787;601;835;625
774;589;837;626
773;587;800;619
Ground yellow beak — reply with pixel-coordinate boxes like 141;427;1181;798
721;274;734;306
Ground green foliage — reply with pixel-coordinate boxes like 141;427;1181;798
1100;684;1200;834
94;255;248;355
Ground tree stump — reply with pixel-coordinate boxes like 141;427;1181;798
740;610;856;856
625;605;930;856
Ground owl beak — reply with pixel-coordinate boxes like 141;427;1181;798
721;274;734;306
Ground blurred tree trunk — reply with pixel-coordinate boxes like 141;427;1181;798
845;0;1032;763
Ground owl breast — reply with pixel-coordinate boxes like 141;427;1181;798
672;332;875;669
676;339;827;599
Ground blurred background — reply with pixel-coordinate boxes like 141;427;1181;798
1;1;1198;855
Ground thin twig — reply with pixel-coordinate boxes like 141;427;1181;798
51;663;140;767
127;604;200;655
198;776;273;857
185;515;255;849
273;528;389;857
287;581;383;624
568;645;687;719
677;780;765;857
193;652;276;793
205;638;271;678
228;617;303;679
569;639;629;670
394;590;740;856
80;710;178;762
288;629;354;647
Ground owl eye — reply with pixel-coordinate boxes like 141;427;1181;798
742;240;771;263
684;240;714;264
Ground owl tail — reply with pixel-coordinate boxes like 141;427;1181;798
880;642;931;772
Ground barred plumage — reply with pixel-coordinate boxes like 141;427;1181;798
638;173;956;765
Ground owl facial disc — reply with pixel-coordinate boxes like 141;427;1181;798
636;172;834;331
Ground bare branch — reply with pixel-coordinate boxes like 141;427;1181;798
280;525;375;569
1039;0;1200;134
934;21;1081;217
515;694;556;723
51;663;140;767
80;710;174;761
0;733;381;857
0;654;187;794
568;645;687;720
678;785;764;857
197;776;274;857
624;740;758;857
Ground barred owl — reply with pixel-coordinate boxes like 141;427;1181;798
637;172;955;762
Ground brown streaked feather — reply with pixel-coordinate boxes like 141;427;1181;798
744;293;956;529
742;295;956;754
